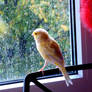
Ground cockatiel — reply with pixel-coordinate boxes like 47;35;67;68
32;28;73;86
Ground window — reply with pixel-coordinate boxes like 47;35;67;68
0;0;80;85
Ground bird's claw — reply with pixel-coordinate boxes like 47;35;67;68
38;68;44;75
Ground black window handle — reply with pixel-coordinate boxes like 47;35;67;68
23;63;92;92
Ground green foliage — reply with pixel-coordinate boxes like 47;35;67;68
0;0;72;82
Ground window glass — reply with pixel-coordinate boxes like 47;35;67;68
0;0;72;82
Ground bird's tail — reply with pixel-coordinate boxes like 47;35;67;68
59;66;73;87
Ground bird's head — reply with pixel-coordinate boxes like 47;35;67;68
32;28;49;42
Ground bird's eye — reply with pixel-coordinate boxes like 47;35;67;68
35;32;37;35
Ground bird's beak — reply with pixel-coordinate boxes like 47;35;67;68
32;33;34;36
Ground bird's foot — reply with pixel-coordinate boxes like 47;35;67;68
38;68;44;75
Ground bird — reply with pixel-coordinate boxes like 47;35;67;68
32;28;73;86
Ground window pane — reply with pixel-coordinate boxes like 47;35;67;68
0;0;72;82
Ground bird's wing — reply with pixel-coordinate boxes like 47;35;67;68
50;40;63;58
44;39;64;62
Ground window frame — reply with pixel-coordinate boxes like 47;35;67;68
0;0;82;90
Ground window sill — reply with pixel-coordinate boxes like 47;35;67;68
0;70;83;91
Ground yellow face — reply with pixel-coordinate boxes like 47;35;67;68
32;31;39;40
32;28;49;41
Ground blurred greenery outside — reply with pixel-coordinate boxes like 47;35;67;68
0;0;72;82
